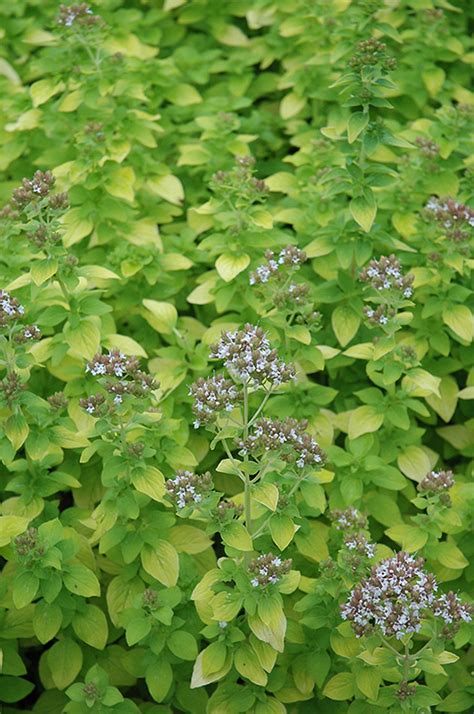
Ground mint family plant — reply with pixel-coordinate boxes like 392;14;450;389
0;1;473;713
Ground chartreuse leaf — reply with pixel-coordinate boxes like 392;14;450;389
131;465;165;501
253;483;279;511
47;639;83;689
347;111;369;143
385;524;428;552
270;514;298;549
140;541;179;586
63;564;100;597
442;305;473;343
167;631;198;661
168;525;212;554
72;605;108;649
0;516;30;547
355;667;381;700
147;174;184;204
191;643;232;688
234;643;268;686
221;522;253;551
433;541;468;570
397;445;432;481
142;299;178;334
323;672;355;700
348;406;384;439
350;192;377;232
146;659;173;702
331;305;361;347
215;253;250;282
33;602;63;644
12;571;39;609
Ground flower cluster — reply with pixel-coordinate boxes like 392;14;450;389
79;394;107;416
189;374;241;428
360;255;414;298
142;588;159;612
418;469;454;507
86;350;139;378
239;417;326;469
165;471;213;510
210;324;295;387
432;592;473;637
14;528;44;558
215;499;243;521
249;246;307;286
341;552;471;639
48;392;69;411
424;197;474;243
9;171;69;221
11;170;55;206
0;291;25;327
211;156;268;204
331;507;368;531
2;171;69;246
363;304;395;326
57;3;102;28
349;39;397;72
415;137;439;159
344;534;376;559
84;350;157;406
14;325;41;343
248;553;292;588
418;469;454;494
0;372;23;406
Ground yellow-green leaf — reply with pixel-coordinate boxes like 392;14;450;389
72;605;108;649
105;166;136;202
323;672;355;701
147;174;184;204
331;305;360;347
131;466;165;502
215;253;250;282
350;193;376;233
31;259;58;286
64;317;101;359
253;483;279;511
385;524;428;553
221;522;253;551
61;208;94;247
425;375;458;423
30;79;65;107
234;644;267;686
0;516;30;547
397;445;432;482
168;525;212;554
442;305;473;343
141;541;179;586
47;639;83;690
270;514;298;550
280;92;306;119
166;83;202;106
422;67;445;97
434;542;468;570
347;111;369;143
348;406;384;439
142;299;178;334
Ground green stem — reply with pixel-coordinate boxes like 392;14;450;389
222;438;246;484
248;386;272;427
244;478;252;538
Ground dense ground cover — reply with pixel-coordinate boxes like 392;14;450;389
0;1;473;712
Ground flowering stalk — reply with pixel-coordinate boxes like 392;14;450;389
189;324;326;548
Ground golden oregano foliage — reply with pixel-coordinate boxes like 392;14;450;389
0;1;473;712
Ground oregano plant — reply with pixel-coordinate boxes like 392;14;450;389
0;1;473;713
